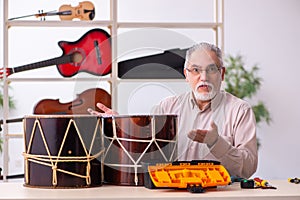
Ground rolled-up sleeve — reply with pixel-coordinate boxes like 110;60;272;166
210;105;258;178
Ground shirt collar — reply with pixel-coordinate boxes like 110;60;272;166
189;90;224;112
211;90;224;111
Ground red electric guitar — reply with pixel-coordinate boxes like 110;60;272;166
0;28;111;78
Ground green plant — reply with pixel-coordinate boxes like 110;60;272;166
0;81;16;152
0;82;15;109
224;54;271;148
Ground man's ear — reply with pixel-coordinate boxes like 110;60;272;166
183;68;189;82
221;67;226;80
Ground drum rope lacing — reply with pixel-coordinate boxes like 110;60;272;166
23;117;104;186
102;116;178;186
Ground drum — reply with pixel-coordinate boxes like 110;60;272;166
23;115;103;188
101;115;178;186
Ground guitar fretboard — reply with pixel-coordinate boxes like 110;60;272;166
12;54;73;74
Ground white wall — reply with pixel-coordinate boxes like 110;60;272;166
1;0;300;180
224;0;300;180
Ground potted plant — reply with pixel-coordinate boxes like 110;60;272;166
224;54;271;148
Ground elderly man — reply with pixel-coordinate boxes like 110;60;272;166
89;42;258;178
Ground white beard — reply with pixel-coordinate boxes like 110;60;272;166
193;82;217;101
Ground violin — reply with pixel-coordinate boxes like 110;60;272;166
8;1;95;21
58;1;95;21
0;88;110;131
33;88;111;115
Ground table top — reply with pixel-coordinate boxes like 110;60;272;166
0;180;299;200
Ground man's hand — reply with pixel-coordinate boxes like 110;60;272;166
187;122;219;147
87;103;118;116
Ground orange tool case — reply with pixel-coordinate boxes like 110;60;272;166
144;160;231;193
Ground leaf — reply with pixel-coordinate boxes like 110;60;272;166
252;102;271;125
224;54;271;125
0;81;15;109
0;81;15;152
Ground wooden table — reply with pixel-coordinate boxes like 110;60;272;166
0;180;299;200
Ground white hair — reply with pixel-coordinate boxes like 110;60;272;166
184;42;223;68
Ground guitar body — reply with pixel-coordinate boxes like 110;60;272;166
0;28;112;78
57;29;111;77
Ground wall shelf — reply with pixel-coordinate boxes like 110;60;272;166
117;22;222;29
6;77;111;82
1;0;224;181
6;20;113;27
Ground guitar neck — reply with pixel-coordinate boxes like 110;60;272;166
12;54;73;74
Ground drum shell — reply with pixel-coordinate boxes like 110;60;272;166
23;115;103;188
102;115;177;186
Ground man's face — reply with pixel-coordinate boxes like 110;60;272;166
184;49;225;101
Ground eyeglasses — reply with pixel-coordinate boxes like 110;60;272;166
185;64;221;75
